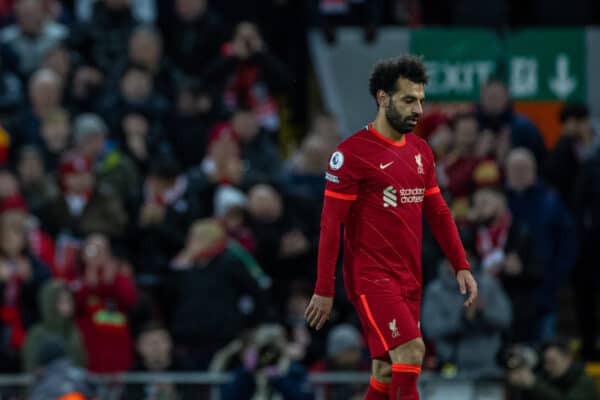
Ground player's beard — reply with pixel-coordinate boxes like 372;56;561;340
385;99;419;134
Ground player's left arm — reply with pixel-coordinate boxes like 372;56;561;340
421;147;478;306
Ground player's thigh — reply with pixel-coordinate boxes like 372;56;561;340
353;294;421;359
388;337;426;365
371;358;392;383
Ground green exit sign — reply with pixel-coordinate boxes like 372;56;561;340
411;28;586;102
509;29;585;101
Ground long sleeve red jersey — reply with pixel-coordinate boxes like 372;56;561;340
314;124;469;299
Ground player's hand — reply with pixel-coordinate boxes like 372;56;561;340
304;294;333;331
456;270;478;307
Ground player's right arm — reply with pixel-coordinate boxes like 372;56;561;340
305;147;361;330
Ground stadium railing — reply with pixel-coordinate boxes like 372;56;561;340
0;371;505;400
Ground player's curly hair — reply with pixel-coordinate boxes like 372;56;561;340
369;55;428;107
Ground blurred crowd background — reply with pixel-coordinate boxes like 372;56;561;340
0;0;598;399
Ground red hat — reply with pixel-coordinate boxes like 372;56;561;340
0;193;27;214
59;151;92;176
207;122;239;146
206;122;240;158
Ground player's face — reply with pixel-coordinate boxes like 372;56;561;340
384;78;425;134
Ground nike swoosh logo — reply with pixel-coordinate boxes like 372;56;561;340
380;161;394;169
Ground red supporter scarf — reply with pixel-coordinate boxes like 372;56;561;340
476;212;512;257
0;261;25;349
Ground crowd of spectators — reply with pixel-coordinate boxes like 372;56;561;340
416;85;599;399
0;0;317;388
0;0;597;399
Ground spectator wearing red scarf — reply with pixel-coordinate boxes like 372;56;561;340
468;187;543;343
203;21;291;133
0;194;51;371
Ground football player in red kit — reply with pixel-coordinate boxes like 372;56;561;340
304;56;478;400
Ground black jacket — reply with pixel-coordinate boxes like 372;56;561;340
159;8;229;78
166;249;261;347
240;131;281;189
135;175;210;279
526;363;599;400
499;220;544;343
573;148;600;281
545;135;580;210
69;2;137;72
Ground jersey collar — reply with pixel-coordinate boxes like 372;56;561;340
366;124;407;147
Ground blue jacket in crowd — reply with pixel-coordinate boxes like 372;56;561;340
507;181;578;314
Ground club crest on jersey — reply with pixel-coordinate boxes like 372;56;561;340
329;151;344;170
415;153;424;174
389;319;400;338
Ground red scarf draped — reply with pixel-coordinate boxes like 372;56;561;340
476;212;512;257
0;261;25;350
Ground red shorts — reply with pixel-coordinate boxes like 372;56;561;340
352;294;421;359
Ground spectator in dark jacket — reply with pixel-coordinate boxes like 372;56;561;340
69;0;138;73
508;339;599;400
40;150;128;240
309;324;370;400
37;108;72;172
158;0;229;79
280;133;331;203
120;111;172;176
572;146;600;360
73;113;141;206
124;321;192;400
167;80;222;168
545;103;598;211
166;219;263;369
8;68;64;152
468;187;543;343
15;146;58;217
246;184;320;305
41;43;105;115
221;324;315;400
210;108;281;189
0;0;68;76
203;21;292;132
109;25;181;100
0;58;23;122
476;79;547;166
506;148;577;341
135;157;208;282
99;64;170;137
545;104;600;359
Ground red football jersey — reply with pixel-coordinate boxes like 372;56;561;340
322;124;447;300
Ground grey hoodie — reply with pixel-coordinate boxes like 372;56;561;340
422;263;512;378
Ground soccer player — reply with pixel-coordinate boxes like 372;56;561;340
304;56;478;400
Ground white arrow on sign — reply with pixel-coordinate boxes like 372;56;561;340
549;54;577;99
